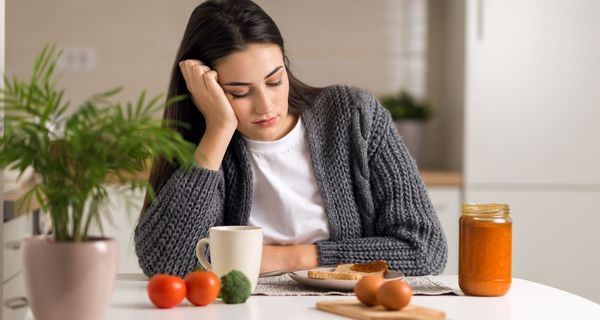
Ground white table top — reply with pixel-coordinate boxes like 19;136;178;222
26;274;600;320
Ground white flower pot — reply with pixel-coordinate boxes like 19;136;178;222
21;236;118;320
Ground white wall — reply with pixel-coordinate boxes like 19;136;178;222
257;0;429;97
427;0;465;171
6;0;429;110
6;0;199;111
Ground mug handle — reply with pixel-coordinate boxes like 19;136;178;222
195;238;212;271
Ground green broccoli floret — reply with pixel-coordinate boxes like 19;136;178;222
220;270;251;304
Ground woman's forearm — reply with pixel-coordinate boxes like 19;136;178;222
261;244;319;273
316;235;447;276
194;124;236;170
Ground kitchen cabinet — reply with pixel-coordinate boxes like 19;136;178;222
3;273;27;320
427;186;461;275
464;0;600;186
2;178;49;320
465;190;600;303
3;214;29;283
3;214;32;320
463;0;600;303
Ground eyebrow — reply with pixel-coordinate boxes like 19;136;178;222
222;66;283;86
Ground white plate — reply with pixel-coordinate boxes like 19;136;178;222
288;267;404;291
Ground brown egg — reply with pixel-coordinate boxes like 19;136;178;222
376;279;413;311
354;275;386;306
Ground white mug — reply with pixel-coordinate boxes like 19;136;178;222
196;226;263;291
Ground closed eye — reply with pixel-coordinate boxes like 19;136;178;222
267;80;284;87
230;91;250;99
229;80;283;100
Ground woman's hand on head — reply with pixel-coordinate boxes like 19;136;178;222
179;60;238;132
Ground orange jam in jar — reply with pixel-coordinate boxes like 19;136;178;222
459;203;512;296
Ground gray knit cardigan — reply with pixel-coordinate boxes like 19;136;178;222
134;85;447;277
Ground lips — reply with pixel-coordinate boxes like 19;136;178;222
253;116;278;127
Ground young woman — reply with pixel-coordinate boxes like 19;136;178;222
134;0;447;278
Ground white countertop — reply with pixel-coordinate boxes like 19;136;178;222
25;275;600;320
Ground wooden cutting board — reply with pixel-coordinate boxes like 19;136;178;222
316;299;446;320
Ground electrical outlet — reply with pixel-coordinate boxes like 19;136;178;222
56;47;96;72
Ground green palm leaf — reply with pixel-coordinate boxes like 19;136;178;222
1;45;195;242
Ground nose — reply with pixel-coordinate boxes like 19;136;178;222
253;89;273;115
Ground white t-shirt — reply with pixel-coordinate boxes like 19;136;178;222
243;117;330;245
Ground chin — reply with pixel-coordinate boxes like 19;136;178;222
252;129;282;141
254;133;278;142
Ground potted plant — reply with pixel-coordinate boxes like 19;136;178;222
380;90;432;163
0;46;195;320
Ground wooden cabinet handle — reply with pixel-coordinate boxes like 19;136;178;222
4;296;28;310
3;240;21;250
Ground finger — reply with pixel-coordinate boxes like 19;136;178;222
203;70;223;92
183;59;208;72
179;61;189;81
186;59;204;65
179;60;196;84
180;60;204;76
191;63;211;83
191;63;206;81
181;59;202;67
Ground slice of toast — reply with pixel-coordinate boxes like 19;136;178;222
307;260;388;281
307;267;364;280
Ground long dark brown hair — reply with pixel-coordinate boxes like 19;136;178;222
142;0;323;212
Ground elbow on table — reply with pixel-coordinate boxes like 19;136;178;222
134;239;197;278
135;249;189;279
133;234;171;278
134;241;159;278
409;235;448;276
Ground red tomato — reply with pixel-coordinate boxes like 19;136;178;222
185;271;221;306
147;274;186;308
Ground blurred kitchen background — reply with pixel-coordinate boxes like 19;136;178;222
1;0;599;318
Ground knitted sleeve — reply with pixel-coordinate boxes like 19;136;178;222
134;164;225;277
316;92;448;275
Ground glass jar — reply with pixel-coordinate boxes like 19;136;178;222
459;203;512;296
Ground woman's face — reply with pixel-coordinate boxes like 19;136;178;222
215;43;295;141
